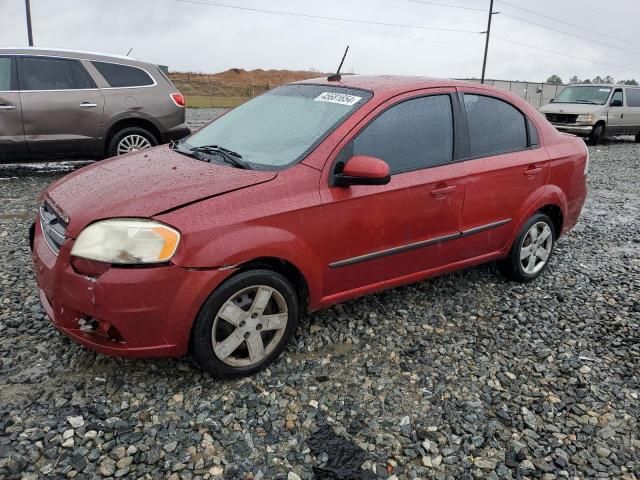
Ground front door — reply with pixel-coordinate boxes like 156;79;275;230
607;88;625;135
319;90;465;300
17;56;105;156
458;90;549;259
0;55;26;157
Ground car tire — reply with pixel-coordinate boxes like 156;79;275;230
587;123;604;146
191;269;299;378
498;213;556;283
107;126;157;157
635;133;640;143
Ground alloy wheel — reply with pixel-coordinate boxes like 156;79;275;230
211;285;289;367
520;221;553;275
117;134;152;155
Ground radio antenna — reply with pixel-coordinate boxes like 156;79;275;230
328;45;349;82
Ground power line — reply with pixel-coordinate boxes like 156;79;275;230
176;0;482;33
498;12;640;56
400;0;485;12
493;35;640;76
495;0;640;48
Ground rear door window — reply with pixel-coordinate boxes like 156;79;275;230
92;61;154;88
463;94;528;157
0;57;13;90
627;89;640;107
352;95;454;174
18;57;92;91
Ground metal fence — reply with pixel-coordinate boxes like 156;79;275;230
463;79;565;108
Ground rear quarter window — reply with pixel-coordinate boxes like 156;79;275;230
92;61;154;88
463;94;528;157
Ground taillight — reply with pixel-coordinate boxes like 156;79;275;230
170;92;185;107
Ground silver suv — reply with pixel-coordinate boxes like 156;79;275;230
539;84;640;145
0;47;190;160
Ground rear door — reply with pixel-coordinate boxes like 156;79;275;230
0;55;26;156
457;89;549;259
18;56;105;156
319;89;466;298
622;88;640;134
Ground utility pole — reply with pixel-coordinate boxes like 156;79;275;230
25;0;34;46
481;0;496;84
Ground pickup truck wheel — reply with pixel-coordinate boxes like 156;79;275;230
108;127;157;157
498;213;556;283
191;270;299;378
635;133;640;143
588;123;604;146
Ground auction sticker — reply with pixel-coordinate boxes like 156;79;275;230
314;92;362;106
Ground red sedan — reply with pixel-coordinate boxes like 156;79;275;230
31;76;588;377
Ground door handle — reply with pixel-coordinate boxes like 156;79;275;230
0;104;16;111
430;185;457;197
524;166;543;176
78;102;97;108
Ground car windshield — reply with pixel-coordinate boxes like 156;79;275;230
553;86;612;105
182;84;371;169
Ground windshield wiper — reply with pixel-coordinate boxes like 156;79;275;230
572;100;600;104
189;145;250;169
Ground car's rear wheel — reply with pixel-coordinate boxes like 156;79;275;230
498;213;555;283
635;132;640;143
587;123;604;145
108;126;157;157
191;270;299;378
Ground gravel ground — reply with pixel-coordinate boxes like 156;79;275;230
1;110;639;479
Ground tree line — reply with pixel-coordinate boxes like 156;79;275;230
545;74;638;86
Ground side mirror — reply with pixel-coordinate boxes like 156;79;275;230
334;155;391;187
611;99;623;107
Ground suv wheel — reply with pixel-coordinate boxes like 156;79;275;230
587;123;604;146
191;270;299;378
498;213;555;283
108;127;157;157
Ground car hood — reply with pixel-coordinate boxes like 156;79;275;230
44;146;277;236
539;103;604;115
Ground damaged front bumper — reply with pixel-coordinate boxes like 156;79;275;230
30;219;233;358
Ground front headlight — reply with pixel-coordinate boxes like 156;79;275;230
576;114;595;124
71;219;180;264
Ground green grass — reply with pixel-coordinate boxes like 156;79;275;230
185;96;250;108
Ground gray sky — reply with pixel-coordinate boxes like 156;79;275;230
2;0;639;82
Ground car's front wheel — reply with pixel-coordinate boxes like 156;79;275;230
498;213;555;283
635;132;640;143
108;126;157;157
587;123;604;145
191;270;299;378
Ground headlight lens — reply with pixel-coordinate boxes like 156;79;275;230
71;219;180;264
576;114;595;123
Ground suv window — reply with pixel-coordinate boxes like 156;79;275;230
627;89;640;107
463;94;528;157
18;57;96;90
92;61;154;88
0;57;12;90
352;95;454;174
611;89;624;106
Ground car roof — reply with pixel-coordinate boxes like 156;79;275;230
0;47;154;67
295;74;476;95
569;83;640;89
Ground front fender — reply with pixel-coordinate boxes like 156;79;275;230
175;225;324;308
